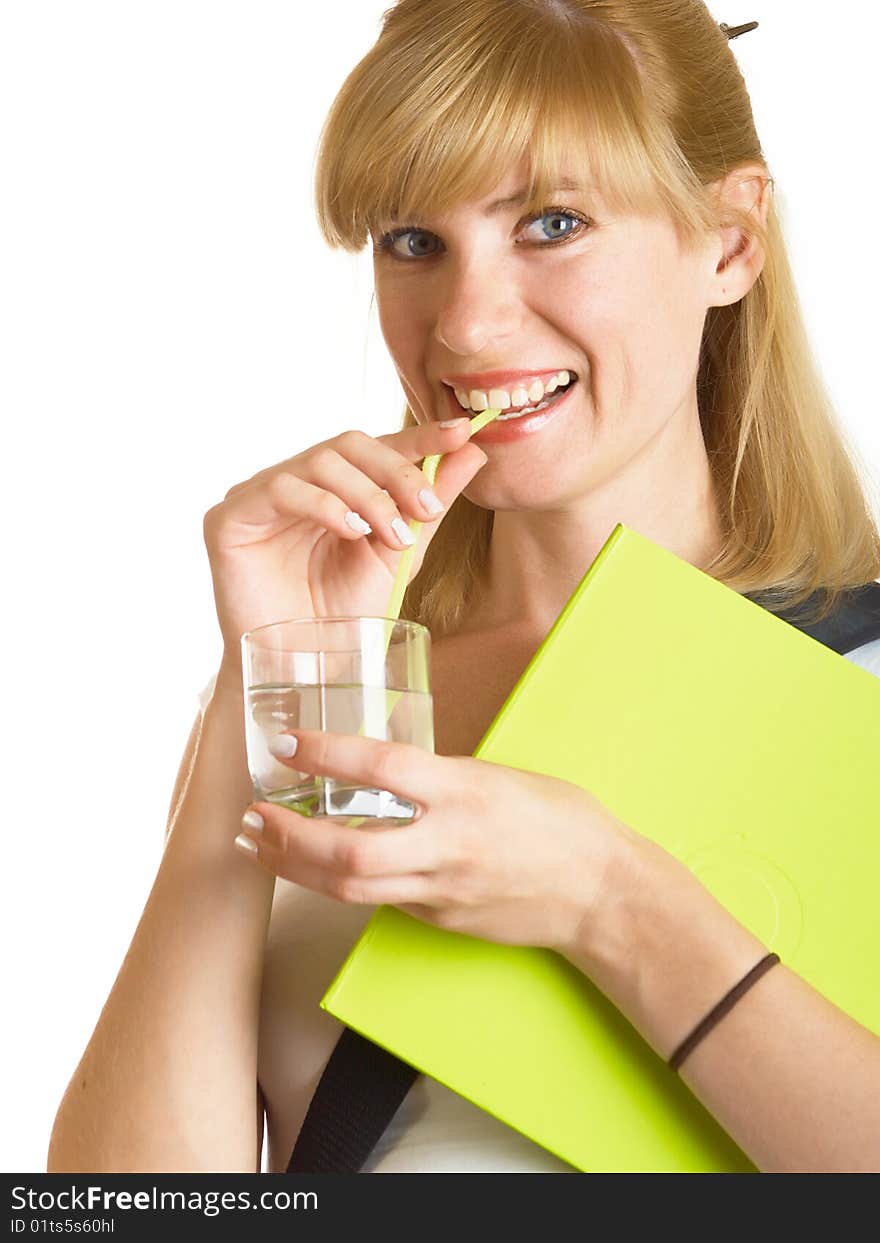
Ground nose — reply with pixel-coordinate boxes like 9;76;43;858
433;258;522;357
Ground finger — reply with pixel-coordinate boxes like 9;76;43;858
235;834;439;905
375;415;474;460
243;797;445;878
208;468;371;546
207;425;486;550
268;728;454;809
236;818;441;905
309;428;480;539
374;422;490;508
327;872;439;908
304;443;439;551
232;825;439;904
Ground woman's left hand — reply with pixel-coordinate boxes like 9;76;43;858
235;728;640;954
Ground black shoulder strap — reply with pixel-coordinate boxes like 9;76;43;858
761;581;880;654
285;1027;418;1173
285;581;880;1174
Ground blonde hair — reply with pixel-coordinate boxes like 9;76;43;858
314;0;880;636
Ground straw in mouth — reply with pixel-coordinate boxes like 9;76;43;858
384;406;502;621
342;406;505;829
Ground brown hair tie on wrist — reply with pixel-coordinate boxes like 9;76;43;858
668;952;781;1073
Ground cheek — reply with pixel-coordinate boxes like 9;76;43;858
623;247;707;374
376;290;435;380
376;295;409;351
573;262;701;402
374;293;436;419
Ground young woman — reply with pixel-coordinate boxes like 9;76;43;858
48;0;880;1174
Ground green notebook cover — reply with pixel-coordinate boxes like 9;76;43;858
319;524;880;1172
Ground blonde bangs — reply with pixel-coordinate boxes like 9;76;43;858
314;3;707;250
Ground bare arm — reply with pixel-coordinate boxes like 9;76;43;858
564;837;880;1172
164;707;202;841
47;658;274;1173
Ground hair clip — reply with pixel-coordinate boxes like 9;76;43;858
720;21;759;40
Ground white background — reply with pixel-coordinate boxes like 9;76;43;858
1;2;877;1173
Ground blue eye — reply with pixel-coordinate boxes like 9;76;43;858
373;207;589;261
520;210;584;243
376;229;439;260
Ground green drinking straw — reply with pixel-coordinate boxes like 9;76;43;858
345;408;502;826
386;407;501;621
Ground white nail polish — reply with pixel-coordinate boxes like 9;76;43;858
268;734;298;759
418;488;444;515
345;510;372;535
234;833;258;855
242;809;264;832
392;517;416;546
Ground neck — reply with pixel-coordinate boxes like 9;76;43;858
465;403;724;640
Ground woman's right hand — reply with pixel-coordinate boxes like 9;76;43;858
202;417;487;665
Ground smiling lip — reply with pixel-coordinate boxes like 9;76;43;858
443;378;577;443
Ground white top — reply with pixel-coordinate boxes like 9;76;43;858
196;635;880;1173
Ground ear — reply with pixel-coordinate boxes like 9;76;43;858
708;163;773;307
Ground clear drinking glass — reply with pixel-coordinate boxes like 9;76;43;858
241;617;433;826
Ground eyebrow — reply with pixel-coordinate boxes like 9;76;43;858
483;181;585;215
379;181;588;230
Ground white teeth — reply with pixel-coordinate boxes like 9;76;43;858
450;370;574;414
496;398;553;421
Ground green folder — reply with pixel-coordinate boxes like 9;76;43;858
319;524;880;1172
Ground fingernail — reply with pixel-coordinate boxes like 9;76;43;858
418;487;444;515
268;734;298;759
345;510;372;535
391;516;416;546
241;809;265;832
234;833;259;855
438;417;468;428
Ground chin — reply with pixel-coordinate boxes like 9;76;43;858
460;479;546;513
